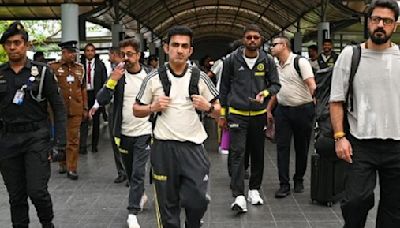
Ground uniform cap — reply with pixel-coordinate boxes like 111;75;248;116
58;40;78;52
0;21;29;44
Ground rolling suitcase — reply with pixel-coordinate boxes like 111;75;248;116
310;151;347;207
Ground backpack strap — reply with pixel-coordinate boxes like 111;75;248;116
347;44;361;112
294;55;302;79
158;64;171;96
188;66;200;99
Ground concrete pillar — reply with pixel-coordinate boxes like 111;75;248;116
148;43;156;55
61;3;79;43
111;23;123;47
317;22;330;53
293;32;302;54
139;33;145;52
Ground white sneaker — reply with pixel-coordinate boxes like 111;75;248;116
230;195;247;213
127;214;140;228
219;148;229;155
247;189;264;205
139;193;148;211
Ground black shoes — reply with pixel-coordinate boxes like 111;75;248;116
275;185;291;198
58;164;67;174
114;175;127;184
67;171;78;180
294;181;304;193
92;147;98;153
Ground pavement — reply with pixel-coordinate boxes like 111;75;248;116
0;119;378;228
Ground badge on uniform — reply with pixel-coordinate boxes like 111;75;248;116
31;66;39;77
66;75;75;83
13;85;27;105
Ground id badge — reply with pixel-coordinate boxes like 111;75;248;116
66;75;75;83
13;89;25;105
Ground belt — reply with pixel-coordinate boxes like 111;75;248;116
229;107;266;116
1;121;47;133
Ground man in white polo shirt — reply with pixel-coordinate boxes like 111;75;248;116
268;35;316;198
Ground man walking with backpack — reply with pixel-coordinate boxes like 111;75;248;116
95;39;152;228
269;35;316;198
219;24;281;212
330;0;400;227
133;25;219;228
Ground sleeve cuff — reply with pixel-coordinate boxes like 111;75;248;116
106;79;118;90
220;107;226;116
92;100;100;109
263;90;269;97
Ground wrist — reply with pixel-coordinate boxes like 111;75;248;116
206;103;214;113
149;104;153;113
334;131;346;141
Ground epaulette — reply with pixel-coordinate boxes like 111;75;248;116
47;60;61;66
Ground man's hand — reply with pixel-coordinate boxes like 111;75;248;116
218;117;227;129
88;107;98;120
151;95;171;112
110;64;125;81
255;91;265;104
335;137;353;163
191;95;211;111
82;110;89;120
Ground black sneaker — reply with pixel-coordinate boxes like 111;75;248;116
294;181;304;193
275;185;290;198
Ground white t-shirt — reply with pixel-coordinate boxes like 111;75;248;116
136;65;218;144
276;52;314;106
330;44;400;139
121;68;152;137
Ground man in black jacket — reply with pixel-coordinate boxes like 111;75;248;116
80;43;107;154
219;24;281;213
94;39;152;228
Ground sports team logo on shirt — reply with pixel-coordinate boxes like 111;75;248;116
256;63;264;71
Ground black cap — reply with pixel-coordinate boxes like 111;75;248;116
0;21;29;44
58;40;78;52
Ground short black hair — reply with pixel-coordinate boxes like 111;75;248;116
147;54;158;63
165;25;193;46
84;43;96;50
119;38;140;52
109;47;120;54
243;24;262;36
33;51;44;60
308;44;318;51
323;39;333;44
367;0;399;21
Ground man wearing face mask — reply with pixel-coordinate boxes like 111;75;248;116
49;40;87;180
95;39;152;228
219;24;280;213
330;0;400;227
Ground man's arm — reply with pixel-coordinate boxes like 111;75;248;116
265;56;281;96
330;101;353;163
304;78;316;97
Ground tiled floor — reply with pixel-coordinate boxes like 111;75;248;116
0;119;378;228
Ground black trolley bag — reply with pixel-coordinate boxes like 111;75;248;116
310;66;348;207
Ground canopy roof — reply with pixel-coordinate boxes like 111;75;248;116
0;0;370;43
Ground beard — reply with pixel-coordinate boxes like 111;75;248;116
369;28;391;45
245;42;260;52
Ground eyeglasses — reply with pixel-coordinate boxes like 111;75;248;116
120;51;138;58
370;16;395;25
245;35;261;40
270;43;283;48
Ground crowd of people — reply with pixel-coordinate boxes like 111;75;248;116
1;0;400;228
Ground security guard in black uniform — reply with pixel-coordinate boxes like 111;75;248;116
0;21;66;228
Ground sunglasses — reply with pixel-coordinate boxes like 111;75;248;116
120;51;138;58
270;43;283;47
370;16;395;25
245;35;261;40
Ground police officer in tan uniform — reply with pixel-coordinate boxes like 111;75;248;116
49;40;87;180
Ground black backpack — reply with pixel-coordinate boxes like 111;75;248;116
314;44;361;157
149;64;201;129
